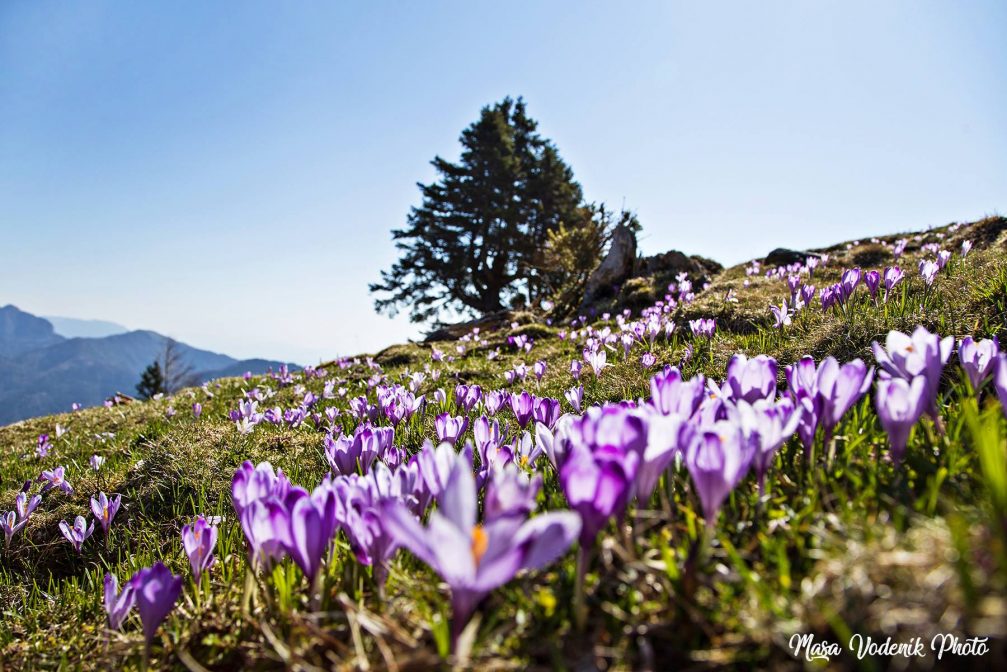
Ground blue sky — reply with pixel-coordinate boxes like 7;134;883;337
1;1;1004;363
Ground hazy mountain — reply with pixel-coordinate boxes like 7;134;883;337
44;315;129;338
0;305;296;425
0;305;64;357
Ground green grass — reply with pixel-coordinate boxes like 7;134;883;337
1;217;1006;670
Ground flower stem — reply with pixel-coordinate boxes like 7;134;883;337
700;517;715;566
241;568;256;616
574;544;589;632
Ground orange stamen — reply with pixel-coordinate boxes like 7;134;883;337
471;525;488;566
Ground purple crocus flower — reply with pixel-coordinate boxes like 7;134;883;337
324;433;358;475
454;384;482;413
800;284;816;307
839;267;862;302
382;455;580;648
883;266;904;302
570;360;582;380
15;492;41;521
786;275;801;299
533;360;547;381
919;260;939;286
872;326;954;419
356;425;393;469
239;497;293;567
681;420;754;524
2;511;27;546
482;390;506;416
875;376;927;464
511;431;543;468
181;515;218;581
961;240;973;257
472;415;502;456
688;318;716;340
725;354;778;404
815;357;874;438
996;354;1007;417
415;440;466;504
59;515;94;553
558;405;646;546
260;407;281;425
820;286;837;312
737;398;800;494
532;396;561;430
435;413;469;445
892;238;908;259
286;487;339;582
936;250;951;269
484;464;542;520
131;562;183;645
583;348;609;377
40;466;73;494
231;461;296;567
104;573;136;630
650;366;704;418
785;356;872;455
479;437;516;476
90;492;121;535
90;454;105;471
864;270;881;301
534;415;572;469
565;385;584;413
36;434;52;458
192;402;202;419
510;391;535;429
350;395;374;421
338;480;400;585
637;411;683;501
284;407;307;428
958;336;1000;391
770;303;791;329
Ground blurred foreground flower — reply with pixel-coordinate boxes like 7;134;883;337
382;453;579;649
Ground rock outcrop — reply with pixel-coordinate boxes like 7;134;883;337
764;248;812;266
634;249;721;281
581;224;638;306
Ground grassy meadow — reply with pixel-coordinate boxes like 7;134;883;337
2;217;1006;671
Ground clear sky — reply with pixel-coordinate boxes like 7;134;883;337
1;1;1004;364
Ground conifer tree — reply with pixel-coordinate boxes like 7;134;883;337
136;360;165;399
371;97;592;322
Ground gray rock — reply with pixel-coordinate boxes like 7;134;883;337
764;248;813;266
635;250;722;280
582;224;638;305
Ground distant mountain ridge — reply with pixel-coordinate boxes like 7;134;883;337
0;305;297;425
0;306;63;357
44;315;129;339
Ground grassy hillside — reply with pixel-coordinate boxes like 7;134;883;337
1;216;1006;670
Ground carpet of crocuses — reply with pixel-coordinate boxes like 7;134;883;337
2;218;1007;670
